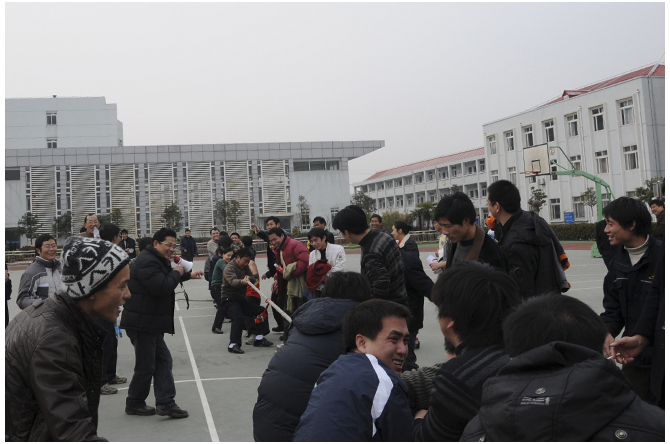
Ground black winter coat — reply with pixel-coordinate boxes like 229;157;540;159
252;297;357;442
496;210;568;299
178;235;198;261
460;342;665;442
120;246;191;334
399;248;434;332
5;293;107;441
600;235;662;368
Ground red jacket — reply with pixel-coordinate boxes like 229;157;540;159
274;237;310;293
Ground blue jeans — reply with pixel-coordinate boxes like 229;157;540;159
125;330;176;409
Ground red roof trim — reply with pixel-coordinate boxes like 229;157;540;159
363;147;485;181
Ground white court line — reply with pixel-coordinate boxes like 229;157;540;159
569;286;604;291
175;300;180;311
179;316;219;442
114;376;262;391
174;314;215;318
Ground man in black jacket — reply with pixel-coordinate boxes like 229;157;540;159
252;272;371;441
178;228;198;262
120;229;137;259
6;237;130;441
487;180;568;297
434;192;508;272
461;294;665;442
599;197;662;406
254;216;286;333
121;228;204;419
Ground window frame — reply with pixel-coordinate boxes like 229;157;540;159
487;135;497;155
566;114;579;137
591;106;604;132
523;125;534;147
504;130;515;151
47;138;57;149
619;98;634;126
46;112;57;125
623;145;638;170
550;198;561;220
543;119;555;143
595;150;609;174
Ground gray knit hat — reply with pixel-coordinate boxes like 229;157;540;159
60;237;130;300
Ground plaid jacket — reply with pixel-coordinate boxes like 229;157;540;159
359;230;408;305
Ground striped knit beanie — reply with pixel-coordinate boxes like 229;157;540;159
60;237;130;300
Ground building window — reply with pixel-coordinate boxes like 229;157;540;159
595;150;609;174
550;198;561;220
623;145;638;170
619;98;634;125
404;176;412;185
591;106;604;131
570;155;582;171
451;166;460;177
523;125;534;147
508;167;517;186
47;138;57;149
429;193;436;202
550;165;558;181
415;174;423;184
543;119;555;143
394;179;402;188
330;207;339;222
396;196;403;207
301;210;311;231
310;160;326;171
466;165;476;175
378;182;384;190
479;159;486;172
504;131;515;151
602;193;610;208
46;112;57;125
487;135;497;155
293;161;309;172
326;160;340;170
468;189;479;198
426;171;434;181
417;194;424;203
388;198;394;208
566;114;579;137
528;174;536;184
573;197;585;219
481;185;487;197
5;168;20;180
407;195;413;205
491;169;498;183
626;191;636;198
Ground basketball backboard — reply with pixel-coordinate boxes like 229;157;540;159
522;143;551;176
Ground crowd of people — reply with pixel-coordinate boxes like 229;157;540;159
4;179;665;441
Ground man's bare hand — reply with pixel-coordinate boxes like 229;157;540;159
610;334;648;365
191;270;204;279
429;261;444;271
414;409;428;420
253;224;259;234
603;332;616;360
174;265;184;276
271;281;278;293
125;248;130;253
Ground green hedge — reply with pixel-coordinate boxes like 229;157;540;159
549;223;597;241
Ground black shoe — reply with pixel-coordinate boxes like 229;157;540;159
125;405;156;416
253;338;274;347
278;335;284;341
212;328;223;334
228;344;244;354
245;331;253;338
271;326;283;332
156;405;189;419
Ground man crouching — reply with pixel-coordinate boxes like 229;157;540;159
294;299;413;441
6;237;130;441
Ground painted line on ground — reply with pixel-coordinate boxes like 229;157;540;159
113;376;262;391
175;314;216;319
175;300;180;311
179;316;219;442
569;286;604;291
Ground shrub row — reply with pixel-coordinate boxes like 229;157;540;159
549;223;597;241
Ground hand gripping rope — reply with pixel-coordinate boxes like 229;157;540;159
247;281;293;323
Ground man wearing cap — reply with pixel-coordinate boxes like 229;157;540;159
120;227;204;419
6;237;130;441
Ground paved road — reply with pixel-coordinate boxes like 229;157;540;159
5;249;609;442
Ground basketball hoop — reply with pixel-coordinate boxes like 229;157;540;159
521;171;540;177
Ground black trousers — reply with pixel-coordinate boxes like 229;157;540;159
244;296;264;335
211;285;225;330
270;291;284;332
219;297;269;346
97;319;118;385
622;364;659;406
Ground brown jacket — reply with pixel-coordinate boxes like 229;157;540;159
221;262;255;301
652;210;664;240
5;293;107;441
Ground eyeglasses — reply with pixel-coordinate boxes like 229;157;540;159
41;243;58;250
487;201;497;207
160;242;176;249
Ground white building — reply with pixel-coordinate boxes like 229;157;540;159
6;96;124;149
353;147;490;225
4;96;383;248
484;63;664;223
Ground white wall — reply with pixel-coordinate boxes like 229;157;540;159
5;97;121;149
289;170;352;232
5;177;27;228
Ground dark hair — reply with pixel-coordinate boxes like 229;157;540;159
230;232;240;238
444;339;456;353
79;226;87;233
370;213;382;223
503;294;608;357
332;205;369;235
215;246;224;256
307;227;327;241
120;229;129;235
603;197;652;237
138;237;153;251
265;216;280;226
320;272;371;303
393;220;412;235
268;227;286;238
241;236;253;247
83;213;98;224
232;247;253;259
35;233;55;251
343;299;411;352
219;230;228;237
153;227;177;243
434;192;477;226
487;180;521;213
432;261;520;348
218;236;233;248
210;227;219;235
99;223;120;242
185;228;191;233
650;199;664;208
313;216;327;225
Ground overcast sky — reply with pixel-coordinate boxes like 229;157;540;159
6;2;665;186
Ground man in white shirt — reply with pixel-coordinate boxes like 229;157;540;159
306;227;346;297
